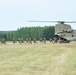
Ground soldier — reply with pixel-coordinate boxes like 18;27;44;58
25;38;29;43
21;38;24;43
39;38;43;43
53;37;58;43
1;38;6;45
58;38;63;43
33;38;37;43
13;39;16;44
28;38;32;44
43;37;46;43
49;38;53;43
17;38;22;44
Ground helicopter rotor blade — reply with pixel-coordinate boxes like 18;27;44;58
64;21;76;23
28;20;60;23
28;21;54;22
28;20;76;23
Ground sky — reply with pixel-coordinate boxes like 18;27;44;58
0;0;76;31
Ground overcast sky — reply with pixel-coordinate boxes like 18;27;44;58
0;0;76;31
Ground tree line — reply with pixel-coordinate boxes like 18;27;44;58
0;26;55;41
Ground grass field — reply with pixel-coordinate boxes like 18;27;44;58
0;42;76;75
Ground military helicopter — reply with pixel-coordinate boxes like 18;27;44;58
28;20;76;43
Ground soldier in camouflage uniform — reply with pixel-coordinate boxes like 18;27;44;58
17;38;22;44
49;38;53;43
28;38;32;44
13;38;16;44
33;38;37;43
39;38;43;43
43;37;46;43
1;38;6;45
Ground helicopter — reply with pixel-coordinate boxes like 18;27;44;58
28;20;76;43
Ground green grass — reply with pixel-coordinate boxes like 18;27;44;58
0;42;76;75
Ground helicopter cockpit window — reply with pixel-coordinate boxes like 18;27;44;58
57;32;63;34
63;30;67;32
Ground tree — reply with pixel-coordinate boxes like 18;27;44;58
0;26;55;41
